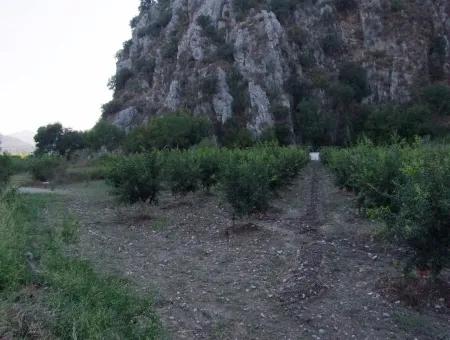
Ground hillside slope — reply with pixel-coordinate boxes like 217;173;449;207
0;134;34;154
103;0;449;143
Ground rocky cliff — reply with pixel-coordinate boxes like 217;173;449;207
103;0;449;142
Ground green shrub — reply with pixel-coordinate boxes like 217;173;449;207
0;154;12;189
220;119;254;148
227;68;249;116
124;111;212;152
102;99;123;116
221;147;308;216
420;84;450;116
294;99;329;147
323;142;450;277
233;0;260;20
390;0;404;12
391;151;450;276
108;68;134;91
87;120;125;151
322;33;342;56
428;36;447;81
221;152;273;216
197;15;224;45
270;0;297;21
335;0;357;12
338;62;370;102
106;153;161;203
30;155;65;182
163;150;200;195
194;148;223;191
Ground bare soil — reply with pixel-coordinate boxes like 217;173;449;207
56;163;449;339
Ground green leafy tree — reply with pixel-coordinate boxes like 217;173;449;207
87;121;125;151
106;153;161;203
35;123;64;155
124;111;212;152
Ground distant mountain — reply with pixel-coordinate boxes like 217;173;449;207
9;130;36;147
0;134;35;154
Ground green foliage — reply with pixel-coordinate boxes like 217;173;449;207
194;148;223;191
134;57;156;84
163;150;200;195
124;111;212;152
34;123;64;154
428;36;447;81
323;142;450;276
233;0;260;20
221;147;309;216
87;120;125;151
138;0;172;37
390;0;404;12
227;67;249;116
295;99;329;147
221;152;273;216
196;15;225;45
321;33;342;56
34;123;86;158
106;146;308;217
0;192;162;338
338;62;370;102
0;154;12;189
335;0;357;12
420;84;450;116
30;155;65;182
106;153;161;203
364;105;432;142
200;74;218;97
161;36;179;59
270;0;297;21
108;68;134;91
220;118;254;148
102;98;123;116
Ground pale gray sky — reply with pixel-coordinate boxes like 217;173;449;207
0;0;140;135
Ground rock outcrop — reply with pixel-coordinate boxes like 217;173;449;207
104;0;450;140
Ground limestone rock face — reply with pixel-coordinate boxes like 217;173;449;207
104;0;450;137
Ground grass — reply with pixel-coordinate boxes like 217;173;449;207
0;191;163;339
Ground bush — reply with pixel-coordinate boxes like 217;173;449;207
0;154;12;189
428;36;447;81
221;152;273;216
323;142;450;277
163;150;200;195
87;121;125;152
106;153;161;203
220;119;254;148
270;0;297;21
294;99;329;147
420;84;450;116
321;33;342;56
30;155;65;182
221;147;308;216
338;62;370;102
194;148;223;191
196;15;224;44
335;0;357;12
108;68;134;92
124;111;212;152
391;151;450;276
101;99;123;116
233;0;260;20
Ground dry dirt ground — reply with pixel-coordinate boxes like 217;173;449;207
50;163;449;339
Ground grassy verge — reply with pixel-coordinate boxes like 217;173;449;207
0;191;163;339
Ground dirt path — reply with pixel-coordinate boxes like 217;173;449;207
60;164;449;339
